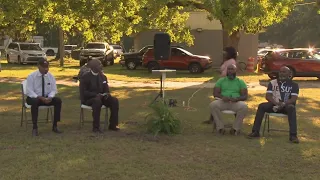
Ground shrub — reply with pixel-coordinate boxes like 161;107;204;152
145;101;181;136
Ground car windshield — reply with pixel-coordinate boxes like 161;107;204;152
19;44;42;51
178;48;193;55
85;44;105;49
111;45;122;49
65;46;75;50
311;51;320;59
140;46;152;53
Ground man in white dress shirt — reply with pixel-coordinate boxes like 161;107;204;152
26;59;62;136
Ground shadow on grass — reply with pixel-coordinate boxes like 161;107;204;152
1;82;319;138
0;81;320;179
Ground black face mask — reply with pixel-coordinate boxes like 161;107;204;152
227;72;236;80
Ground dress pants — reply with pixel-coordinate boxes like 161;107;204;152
26;97;62;129
84;96;119;129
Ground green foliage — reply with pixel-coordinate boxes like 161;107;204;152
0;0;192;45
146;101;181;136
260;0;320;47
42;0;193;45
0;0;46;41
204;0;302;35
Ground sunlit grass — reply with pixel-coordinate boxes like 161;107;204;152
0;80;319;179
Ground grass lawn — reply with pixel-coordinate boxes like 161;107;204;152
0;58;275;83
0;79;319;179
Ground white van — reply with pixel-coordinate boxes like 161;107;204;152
5;42;47;64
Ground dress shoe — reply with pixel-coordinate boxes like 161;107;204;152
32;129;39;136
52;126;63;134
108;125;120;131
93;128;103;134
289;136;299;144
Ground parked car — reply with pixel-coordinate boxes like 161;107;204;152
5;42;47;64
64;45;77;56
260;48;320;79
142;47;212;73
79;42;115;67
110;45;125;57
42;47;58;56
120;45;183;70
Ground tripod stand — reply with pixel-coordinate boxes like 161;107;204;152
152;75;164;104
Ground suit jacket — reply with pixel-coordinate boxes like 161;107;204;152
80;72;110;103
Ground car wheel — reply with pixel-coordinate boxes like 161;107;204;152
268;73;278;80
126;60;137;70
7;55;11;63
189;63;202;74
148;62;160;73
18;56;22;65
46;50;55;56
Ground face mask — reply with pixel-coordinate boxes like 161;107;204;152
91;70;99;76
227;72;236;80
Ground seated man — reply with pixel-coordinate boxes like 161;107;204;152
209;64;248;135
26;59;62;136
248;66;300;143
80;59;120;133
73;56;93;82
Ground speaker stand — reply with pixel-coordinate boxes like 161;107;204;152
152;75;165;104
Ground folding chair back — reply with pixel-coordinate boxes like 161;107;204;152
21;80;27;108
20;80;52;128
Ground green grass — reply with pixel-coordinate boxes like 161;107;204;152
0;58;272;83
2;58;319;84
0;81;319;179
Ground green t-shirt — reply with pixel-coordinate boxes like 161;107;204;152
215;77;247;98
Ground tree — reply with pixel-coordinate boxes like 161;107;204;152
260;0;320;47
201;0;303;49
0;0;46;41
41;0;193;66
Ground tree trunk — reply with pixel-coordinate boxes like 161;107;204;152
221;21;228;50
227;30;240;51
58;27;64;67
221;21;240;51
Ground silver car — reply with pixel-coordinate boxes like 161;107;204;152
6;42;47;64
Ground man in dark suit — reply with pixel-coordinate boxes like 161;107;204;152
80;59;120;133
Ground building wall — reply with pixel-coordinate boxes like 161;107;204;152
133;11;258;67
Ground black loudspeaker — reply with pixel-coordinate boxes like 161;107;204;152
154;32;171;60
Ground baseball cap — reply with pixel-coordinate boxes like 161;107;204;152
38;59;49;67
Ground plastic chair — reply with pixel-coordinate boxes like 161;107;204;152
21;80;53;129
262;112;289;136
80;104;109;130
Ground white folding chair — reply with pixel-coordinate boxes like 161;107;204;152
80;104;109;130
262;112;289;136
21;80;53;129
212;110;236;130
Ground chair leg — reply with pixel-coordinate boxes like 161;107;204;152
263;114;267;136
46;108;50;123
267;115;270;133
25;109;28;130
50;108;53;122
104;109;108;131
21;106;24;127
80;108;83;128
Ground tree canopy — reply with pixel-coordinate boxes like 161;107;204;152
260;0;320;47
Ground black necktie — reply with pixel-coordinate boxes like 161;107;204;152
42;75;45;97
